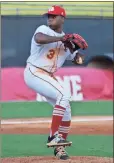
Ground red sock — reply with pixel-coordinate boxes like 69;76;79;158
50;105;66;137
59;120;71;140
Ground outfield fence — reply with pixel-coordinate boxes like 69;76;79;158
1;2;113;17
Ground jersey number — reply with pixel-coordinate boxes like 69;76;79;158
47;49;55;59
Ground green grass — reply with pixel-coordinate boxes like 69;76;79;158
1;101;113;119
1;134;113;158
1;2;113;17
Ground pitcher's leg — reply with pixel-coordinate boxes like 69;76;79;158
24;66;72;145
46;97;71;160
59;106;71;140
46;97;71;140
47;87;72;140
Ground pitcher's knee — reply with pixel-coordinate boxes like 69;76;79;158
56;91;71;109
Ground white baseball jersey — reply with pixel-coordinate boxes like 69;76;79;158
24;25;75;122
27;25;76;73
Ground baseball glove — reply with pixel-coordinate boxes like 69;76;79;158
62;34;88;53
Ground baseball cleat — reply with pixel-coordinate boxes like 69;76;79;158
47;134;72;148
54;146;70;160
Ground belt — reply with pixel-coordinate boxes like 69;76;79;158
27;63;57;81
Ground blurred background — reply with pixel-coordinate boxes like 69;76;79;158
1;2;113;101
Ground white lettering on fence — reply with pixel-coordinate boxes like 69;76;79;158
36;75;83;102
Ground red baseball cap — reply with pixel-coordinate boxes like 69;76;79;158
44;5;66;18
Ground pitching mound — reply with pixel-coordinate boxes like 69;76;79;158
1;156;113;163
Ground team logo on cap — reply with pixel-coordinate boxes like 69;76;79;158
48;7;54;12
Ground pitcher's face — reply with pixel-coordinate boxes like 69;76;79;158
47;14;64;30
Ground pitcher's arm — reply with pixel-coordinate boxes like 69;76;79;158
34;33;64;44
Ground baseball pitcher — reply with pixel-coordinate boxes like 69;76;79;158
24;5;88;160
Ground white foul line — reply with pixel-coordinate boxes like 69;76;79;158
1;117;113;125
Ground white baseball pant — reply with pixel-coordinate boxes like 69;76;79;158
24;64;71;121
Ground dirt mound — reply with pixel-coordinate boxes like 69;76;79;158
1;117;113;162
1;116;113;135
1;156;113;163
